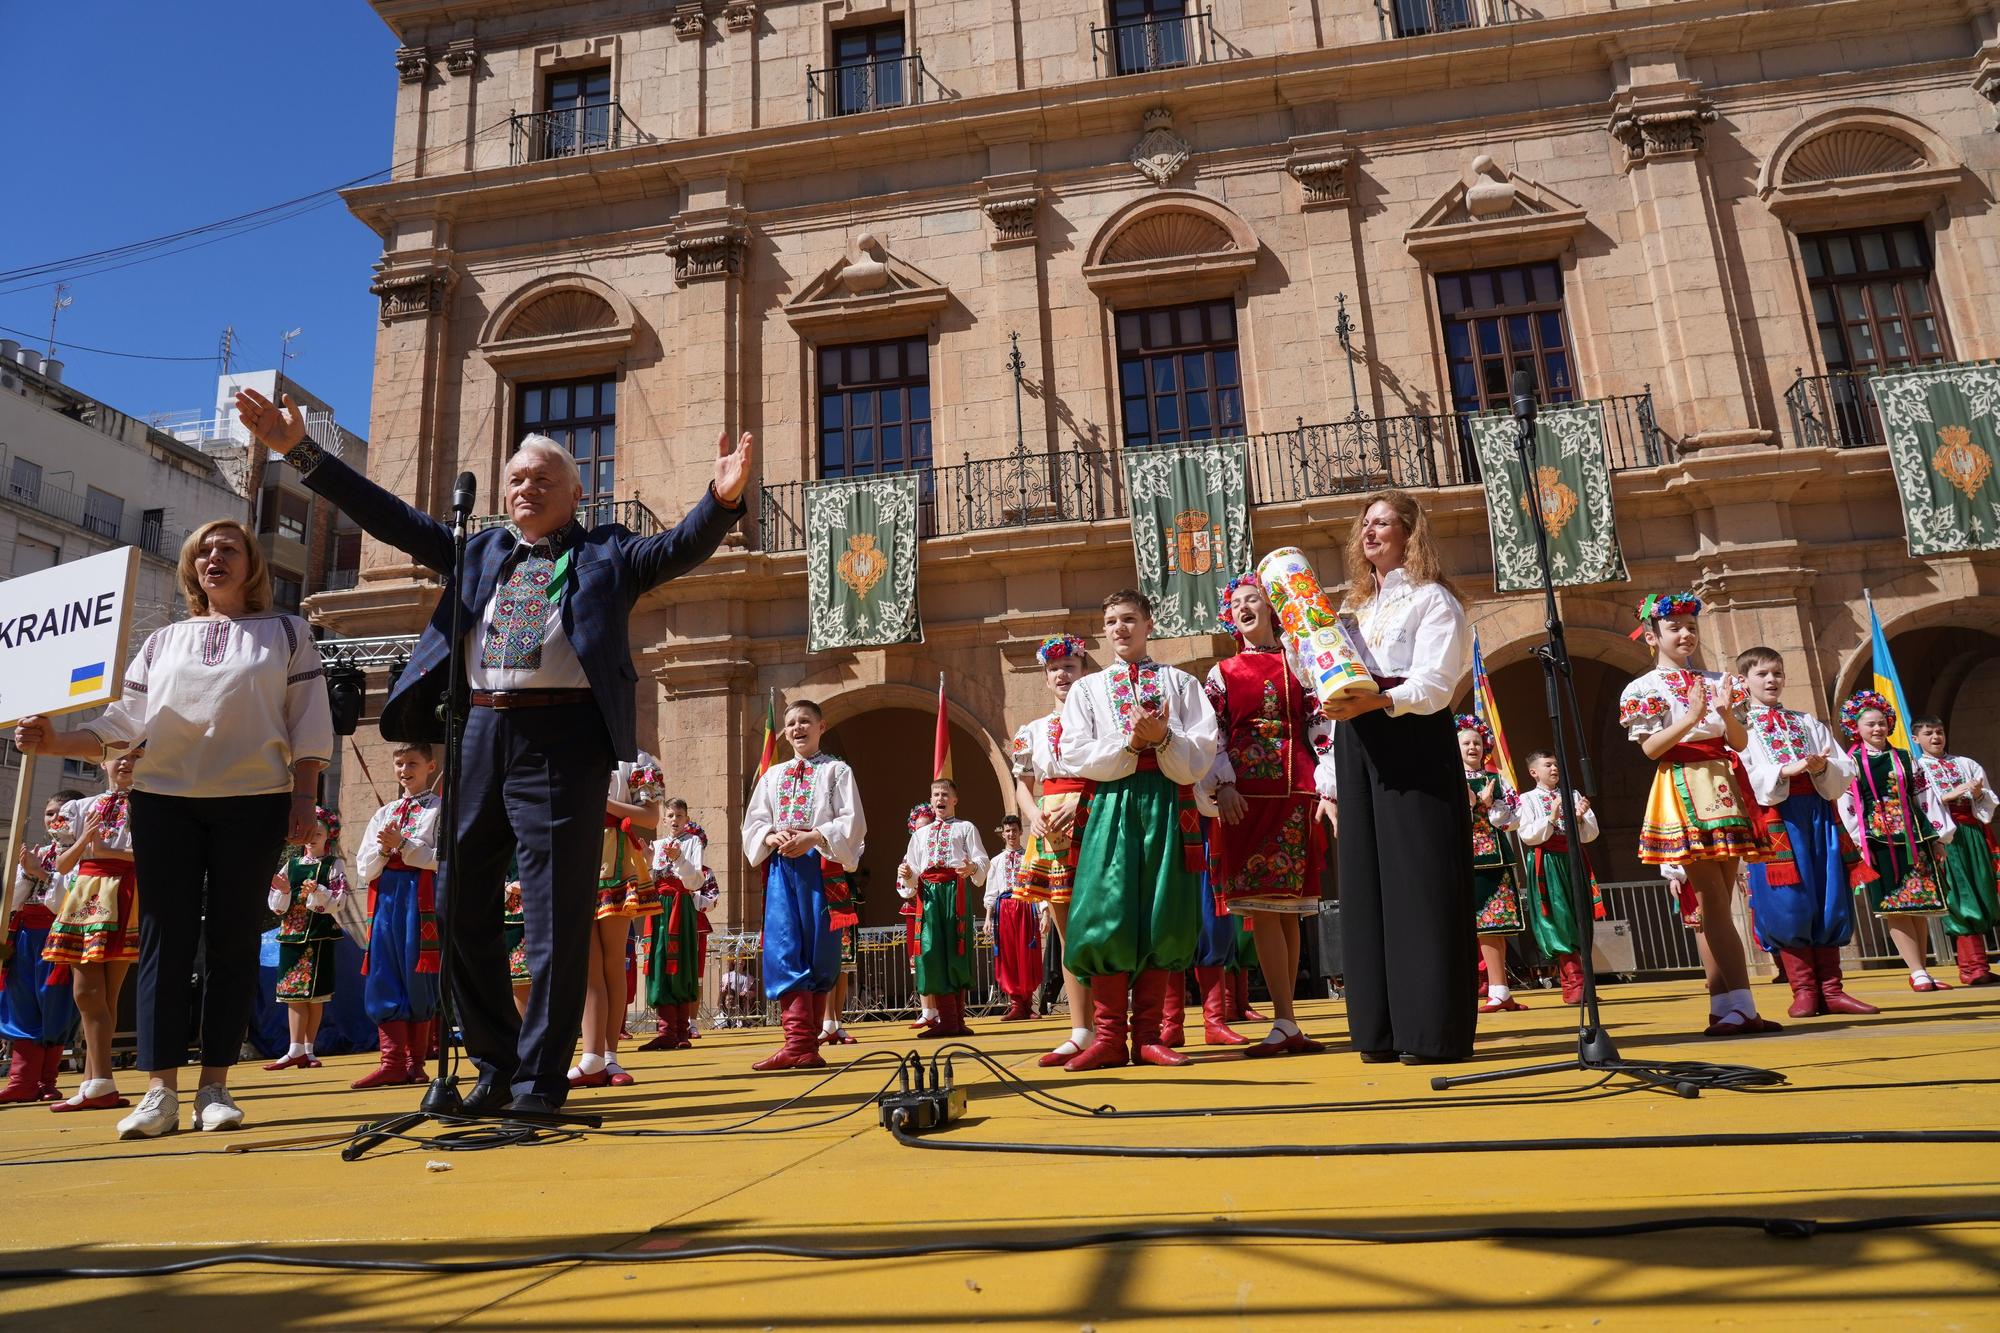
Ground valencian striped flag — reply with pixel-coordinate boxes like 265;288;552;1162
933;672;952;783
755;691;778;780
1863;591;1913;751
1470;634;1517;791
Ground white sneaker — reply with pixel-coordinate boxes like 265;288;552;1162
193;1084;244;1132
116;1087;180;1140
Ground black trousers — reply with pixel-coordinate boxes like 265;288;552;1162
1334;707;1477;1060
128;791;292;1072
447;702;613;1101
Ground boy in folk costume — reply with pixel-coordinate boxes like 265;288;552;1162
262;808;350;1072
984;815;1042;1022
742;699;865;1071
898;779;990;1038
1058;589;1220;1071
44;748;145;1112
1;789;84;1104
1516;751;1604;1004
1836;693;1955;990
1619;593;1780;1036
1735;648;1879;1017
899;804;933;1027
1911;717;2000;986
575;754;663;1090
820;832;864;1046
351;742;443;1089
1011;633;1096;1065
639;800;717;1050
1456;716;1528;1014
1198;573;1336;1055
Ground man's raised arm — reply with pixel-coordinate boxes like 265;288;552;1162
626;431;754;592
236;388;454;574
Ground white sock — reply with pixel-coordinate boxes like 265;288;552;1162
577;1052;606;1076
1718;988;1756;1021
1069;1026;1091;1047
1487;985;1512;1002
1911;969;1932;984
821;1018;839;1033
79;1077;114;1099
285;1043;307;1060
301;1042;314;1057
922;1007;939;1023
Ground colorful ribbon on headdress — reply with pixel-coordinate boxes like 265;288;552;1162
1036;633;1088;665
1631;591;1702;639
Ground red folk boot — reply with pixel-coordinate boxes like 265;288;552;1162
638;1008;676;1051
1002;994;1032;1021
405;1020;434;1083
1557;954;1585;1005
752;991;826;1071
351;1022;410;1089
1196;966;1248;1045
1158;971;1187;1048
35;1043;64;1101
679;1001;700;1048
1129;970;1190;1068
1776;947;1823;1019
1064;974;1132;1072
1956;934;1998;986
1813;946;1879;1015
1232;970;1267;1023
0;1044;36;1104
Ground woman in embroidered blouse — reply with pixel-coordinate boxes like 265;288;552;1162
1316;491;1476;1065
15;518;334;1140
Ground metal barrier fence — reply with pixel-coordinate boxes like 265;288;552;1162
700;924;1013;1028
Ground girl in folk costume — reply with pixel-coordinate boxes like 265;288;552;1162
1735;648;1878;1017
575;754;664;1089
1057;590;1220;1072
821;836;862;1046
984;816;1044;1021
1456;716;1528;1014
900;803;934;1027
351;743;443;1089
1835;694;1955;991
503;860;530;1020
1516;750;1604;1004
1010;633;1097;1065
742;700;866;1071
44;748;145;1112
897;779;991;1039
1;789;84;1104
1620;593;1780;1037
262;808;350;1072
640;800;717;1050
1198;574;1336;1056
1911;717;2000;986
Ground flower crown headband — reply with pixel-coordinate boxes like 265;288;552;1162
1629;592;1702;640
315;806;341;839
1453;713;1493;750
908;803;935;831
1840;690;1897;742
1217;572;1262;645
1036;634;1088;665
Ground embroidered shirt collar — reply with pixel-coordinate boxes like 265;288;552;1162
504;520;583;558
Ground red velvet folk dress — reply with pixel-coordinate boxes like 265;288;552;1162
1201;647;1332;915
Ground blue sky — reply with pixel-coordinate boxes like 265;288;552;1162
0;3;397;433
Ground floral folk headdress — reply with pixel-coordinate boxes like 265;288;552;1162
1036;634;1088;666
1840;690;1897;742
1217;572;1262;645
908;803;935;832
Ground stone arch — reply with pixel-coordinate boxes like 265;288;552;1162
1082;190;1259;299
475;272;641;376
1830;591;2000;759
1756;109;1966;228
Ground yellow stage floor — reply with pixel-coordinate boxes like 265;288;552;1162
2;976;1996;1331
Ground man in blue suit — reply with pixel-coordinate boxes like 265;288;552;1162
236;387;750;1113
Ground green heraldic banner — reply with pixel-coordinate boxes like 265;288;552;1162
1122;441;1253;639
1469;403;1630;592
805;472;923;653
1869;361;2000;557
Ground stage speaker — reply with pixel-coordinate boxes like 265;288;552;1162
1313;903;1342;979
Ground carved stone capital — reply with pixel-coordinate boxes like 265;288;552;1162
671;215;749;284
723;0;758;32
1285;136;1355;210
671;3;707;40
979;177;1041;249
443;39;478;77
369;267;454;322
1608;92;1719;166
394;46;432;84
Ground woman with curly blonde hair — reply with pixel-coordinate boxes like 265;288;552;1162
1318;490;1475;1065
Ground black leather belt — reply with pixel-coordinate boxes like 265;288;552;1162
468;688;594;710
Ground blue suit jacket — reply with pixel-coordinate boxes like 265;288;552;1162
298;451;742;760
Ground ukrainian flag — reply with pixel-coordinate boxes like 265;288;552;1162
1862;592;1912;751
69;662;105;697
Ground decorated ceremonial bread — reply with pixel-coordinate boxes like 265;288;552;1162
1254;546;1379;705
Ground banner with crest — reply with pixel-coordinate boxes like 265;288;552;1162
1468;403;1630;592
1868;361;2000;557
805;472;923;653
1121;441;1253;639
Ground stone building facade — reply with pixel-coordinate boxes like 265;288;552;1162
315;0;2000;926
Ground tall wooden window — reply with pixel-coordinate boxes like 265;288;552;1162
517;374;618;526
817;338;932;480
832;23;907;115
1116;300;1244;449
1108;0;1191;75
1799;224;1951;376
1436;261;1576;417
542;68;613;157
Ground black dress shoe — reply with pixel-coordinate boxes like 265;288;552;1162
1397;1052;1464;1066
1357;1050;1398;1063
502;1093;562;1117
459;1078;511;1116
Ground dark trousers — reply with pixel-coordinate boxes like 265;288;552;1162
128;791;292;1072
1335;707;1477;1060
447;703;612;1101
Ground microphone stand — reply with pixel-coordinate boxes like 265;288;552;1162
343;481;600;1160
1431;389;1779;1099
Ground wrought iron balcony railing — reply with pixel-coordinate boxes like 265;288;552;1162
466;496;664;538
1091;11;1215;77
1784;368;1886;449
754;390;1666;554
1383;0;1521;38
508;101;633;165
807;52;925;119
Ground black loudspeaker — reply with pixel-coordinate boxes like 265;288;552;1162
1314;903;1342;979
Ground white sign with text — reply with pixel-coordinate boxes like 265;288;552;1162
0;545;139;726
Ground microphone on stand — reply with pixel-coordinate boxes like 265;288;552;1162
1510;367;1539;428
451;471;478;536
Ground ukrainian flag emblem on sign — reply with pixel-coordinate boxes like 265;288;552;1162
69;662;105;696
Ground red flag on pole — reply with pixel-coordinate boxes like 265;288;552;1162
933;672;952;782
755;689;778;780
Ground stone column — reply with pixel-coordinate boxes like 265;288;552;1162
667;178;752;514
365;249;458;564
1285;131;1362;423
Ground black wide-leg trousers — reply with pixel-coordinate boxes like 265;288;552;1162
1334;706;1477;1060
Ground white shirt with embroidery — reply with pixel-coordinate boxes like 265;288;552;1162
1740;705;1856;807
1516;785;1601;846
742;751;865;869
1344;568;1472;717
1618;667;1750;745
1917;752;1997;824
1011;709;1074;784
1465;770;1520;830
901;817;991;888
653;830;706;885
355;791;442;886
1058;659;1219;787
464;532;590;691
61;790;136;857
1836;746;1955;848
984;846;1025;915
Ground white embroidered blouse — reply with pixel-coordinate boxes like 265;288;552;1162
1516;785;1600;845
1618;667;1749;745
742;751;865;869
1344;567;1472;717
1057;659;1219;788
1740;706;1856;807
355;791;442;886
